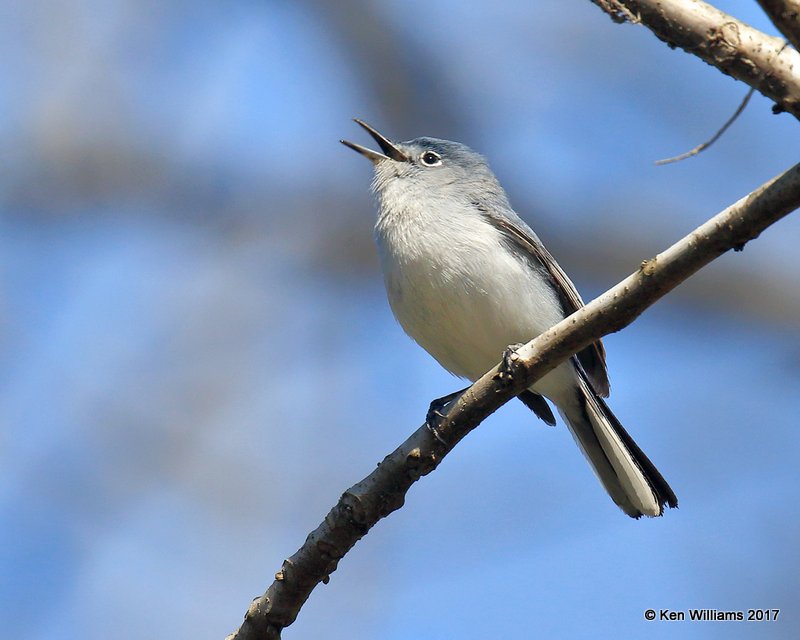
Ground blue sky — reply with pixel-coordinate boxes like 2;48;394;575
1;2;799;639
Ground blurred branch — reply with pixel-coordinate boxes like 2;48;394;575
757;0;800;52
591;0;800;119
227;162;800;640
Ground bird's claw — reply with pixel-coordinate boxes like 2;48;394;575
496;342;525;386
424;388;466;447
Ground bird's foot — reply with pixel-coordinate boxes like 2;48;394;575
496;342;525;387
425;388;467;446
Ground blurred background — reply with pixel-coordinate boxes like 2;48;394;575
2;1;799;638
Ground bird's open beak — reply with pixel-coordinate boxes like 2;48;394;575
340;119;408;164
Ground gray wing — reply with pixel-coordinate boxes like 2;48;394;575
480;208;610;397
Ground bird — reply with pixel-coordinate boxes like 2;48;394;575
341;119;677;518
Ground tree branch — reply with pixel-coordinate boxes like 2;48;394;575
591;0;800;119
227;163;800;639
757;0;800;53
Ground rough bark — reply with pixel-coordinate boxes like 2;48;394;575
592;0;800;119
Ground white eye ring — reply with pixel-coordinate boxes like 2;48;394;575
420;151;442;166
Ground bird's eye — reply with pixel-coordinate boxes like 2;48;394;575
420;151;441;166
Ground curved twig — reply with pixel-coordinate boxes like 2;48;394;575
655;86;756;165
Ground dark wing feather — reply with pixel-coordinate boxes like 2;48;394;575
482;211;610;397
518;390;557;426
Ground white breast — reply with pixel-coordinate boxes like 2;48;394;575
375;199;568;393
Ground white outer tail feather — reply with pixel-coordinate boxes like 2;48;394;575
559;377;663;518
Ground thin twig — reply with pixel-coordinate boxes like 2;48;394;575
655;87;755;165
656;40;790;165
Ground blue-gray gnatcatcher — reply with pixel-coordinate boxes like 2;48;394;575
341;119;677;518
